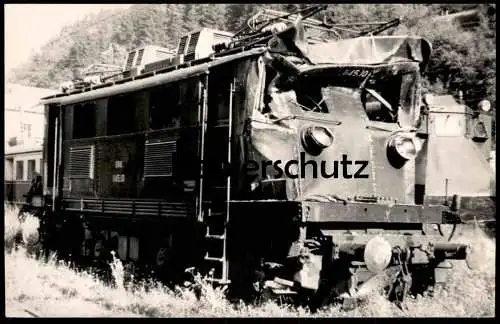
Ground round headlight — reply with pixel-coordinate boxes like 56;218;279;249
364;236;392;273
386;133;417;168
301;126;334;156
422;93;435;106
387;132;422;169
478;100;491;112
394;137;417;160
311;126;334;148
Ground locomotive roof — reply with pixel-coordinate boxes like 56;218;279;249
40;36;431;106
40;47;266;106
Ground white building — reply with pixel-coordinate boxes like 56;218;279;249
4;83;56;182
5;83;56;146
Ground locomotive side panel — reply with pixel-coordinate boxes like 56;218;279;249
96;136;141;198
42;76;207;267
58;80;203;202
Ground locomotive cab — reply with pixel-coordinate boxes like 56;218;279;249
225;35;482;304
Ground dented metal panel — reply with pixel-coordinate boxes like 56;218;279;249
305;36;432;70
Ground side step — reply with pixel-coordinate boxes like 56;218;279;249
204;255;225;263
205;234;226;240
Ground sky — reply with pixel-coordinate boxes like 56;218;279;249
4;4;132;75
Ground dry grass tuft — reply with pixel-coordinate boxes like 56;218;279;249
4;204;21;246
4;206;496;317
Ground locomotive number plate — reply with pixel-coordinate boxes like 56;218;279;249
341;68;370;78
112;174;125;183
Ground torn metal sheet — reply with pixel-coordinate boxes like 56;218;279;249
304;36;432;70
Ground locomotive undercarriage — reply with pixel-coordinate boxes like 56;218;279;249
251;228;468;309
32;200;205;288
19;192;476;311
227;200;475;309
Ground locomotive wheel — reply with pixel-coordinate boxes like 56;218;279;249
152;233;175;271
155;247;172;269
94;237;105;259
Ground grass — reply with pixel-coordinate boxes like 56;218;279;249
4;204;496;317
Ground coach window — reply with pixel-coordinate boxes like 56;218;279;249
16;161;24;181
179;78;200;126
108;93;137;135
149;84;183;130
27;159;36;180
73;102;97;138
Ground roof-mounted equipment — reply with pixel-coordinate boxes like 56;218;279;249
122;45;174;78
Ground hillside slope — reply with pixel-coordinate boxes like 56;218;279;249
7;4;496;109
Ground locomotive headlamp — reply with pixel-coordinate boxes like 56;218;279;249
386;132;419;168
422;93;435;106
392;136;417;160
301;126;334;156
364;236;393;273
478;99;491;112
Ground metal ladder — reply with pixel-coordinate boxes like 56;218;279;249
203;187;230;284
203;81;235;284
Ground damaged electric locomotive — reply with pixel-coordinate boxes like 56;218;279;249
32;5;483;307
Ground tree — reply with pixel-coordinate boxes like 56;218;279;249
195;4;228;30
163;4;187;49
182;4;202;32
413;10;496;108
226;4;255;32
7;2;496;111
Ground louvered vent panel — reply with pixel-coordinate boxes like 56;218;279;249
177;36;188;55
184;52;196;62
69;145;95;179
135;49;145;66
186;32;200;58
143;59;170;73
124;52;135;71
144;141;176;177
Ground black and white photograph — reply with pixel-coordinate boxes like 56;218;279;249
4;3;496;318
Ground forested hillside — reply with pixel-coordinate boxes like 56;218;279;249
8;4;496;109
